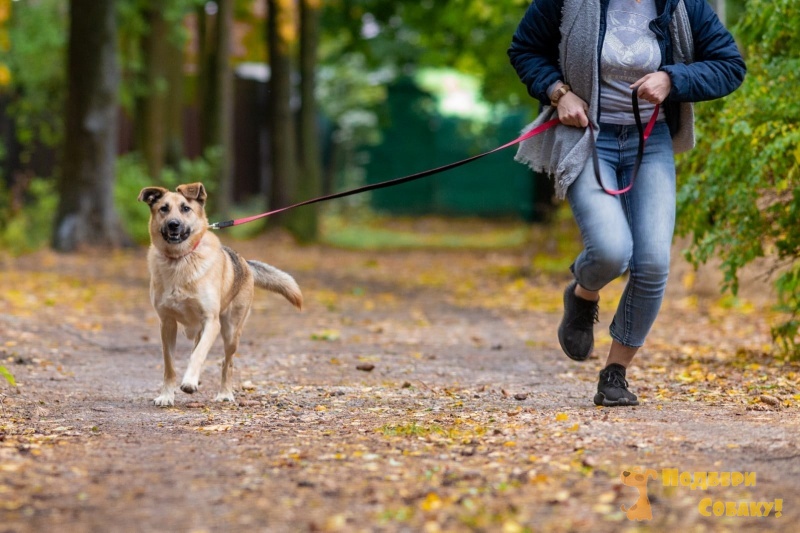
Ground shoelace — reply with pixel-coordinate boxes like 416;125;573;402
604;369;630;390
574;301;599;329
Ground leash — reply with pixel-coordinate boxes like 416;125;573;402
592;88;660;195
208;118;560;229
209;88;658;229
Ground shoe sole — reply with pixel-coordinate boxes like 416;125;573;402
593;392;639;407
558;281;592;362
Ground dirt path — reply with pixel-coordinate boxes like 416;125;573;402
1;232;798;532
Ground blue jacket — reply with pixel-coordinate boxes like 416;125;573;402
508;0;746;133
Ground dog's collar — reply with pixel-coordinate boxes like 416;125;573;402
160;234;203;261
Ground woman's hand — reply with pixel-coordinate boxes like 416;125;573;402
631;72;672;104
557;92;590;128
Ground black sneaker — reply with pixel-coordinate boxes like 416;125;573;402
557;280;599;361
594;363;639;406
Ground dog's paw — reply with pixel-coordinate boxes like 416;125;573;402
153;394;175;407
180;382;198;394
214;391;235;403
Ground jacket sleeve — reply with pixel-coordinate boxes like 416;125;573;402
662;0;746;102
508;0;564;107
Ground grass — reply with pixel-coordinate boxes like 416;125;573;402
320;213;532;251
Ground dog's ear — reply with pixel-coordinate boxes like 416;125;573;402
646;469;658;481
138;187;169;207
176;183;207;205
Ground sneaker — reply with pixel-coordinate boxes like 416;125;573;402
594;363;639;406
557;280;599;361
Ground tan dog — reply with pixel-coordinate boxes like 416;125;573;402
138;182;302;407
620;467;658;521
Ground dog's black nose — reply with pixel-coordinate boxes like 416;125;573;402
167;220;181;231
623;471;631;477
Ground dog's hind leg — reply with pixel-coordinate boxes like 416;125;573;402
180;317;221;394
154;318;179;407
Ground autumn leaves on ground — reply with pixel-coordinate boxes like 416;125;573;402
1;217;798;532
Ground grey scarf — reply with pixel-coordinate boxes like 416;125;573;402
514;0;695;199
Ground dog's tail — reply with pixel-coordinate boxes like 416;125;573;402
246;261;303;310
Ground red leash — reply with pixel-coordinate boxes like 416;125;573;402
209;90;659;229
208;118;560;229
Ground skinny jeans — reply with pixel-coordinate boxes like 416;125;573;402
566;121;675;348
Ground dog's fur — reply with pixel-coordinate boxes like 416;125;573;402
138;182;302;406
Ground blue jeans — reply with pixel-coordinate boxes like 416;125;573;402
566;121;675;348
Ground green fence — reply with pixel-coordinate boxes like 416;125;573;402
364;79;539;219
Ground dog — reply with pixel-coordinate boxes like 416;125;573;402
138;182;302;407
620;467;658;521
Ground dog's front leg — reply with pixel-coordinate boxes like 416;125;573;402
180;317;221;394
154;318;178;407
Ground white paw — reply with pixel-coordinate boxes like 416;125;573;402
214;391;235;403
180;381;199;394
153;394;175;407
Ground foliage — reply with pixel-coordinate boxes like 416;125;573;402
320;0;531;106
2;0;67;159
677;0;800;357
116;148;222;244
0;177;57;255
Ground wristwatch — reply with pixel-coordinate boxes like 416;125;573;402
550;84;571;107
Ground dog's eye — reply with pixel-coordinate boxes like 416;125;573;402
159;205;169;213
180;204;191;213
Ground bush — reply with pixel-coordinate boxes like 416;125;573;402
0;177;58;255
677;0;800;357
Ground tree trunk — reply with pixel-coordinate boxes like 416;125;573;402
215;0;234;218
135;6;169;179
54;0;128;252
164;19;186;169
266;0;298;227
295;0;322;242
196;1;234;217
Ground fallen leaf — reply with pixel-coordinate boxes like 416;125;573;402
759;394;780;407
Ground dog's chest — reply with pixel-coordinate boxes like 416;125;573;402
149;262;213;322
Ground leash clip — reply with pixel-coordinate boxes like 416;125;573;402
208;220;234;230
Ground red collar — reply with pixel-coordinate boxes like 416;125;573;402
160;234;203;260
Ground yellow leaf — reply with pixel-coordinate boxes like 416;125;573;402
420;492;442;512
502;520;524;533
503;441;517;447
555;413;569;422
567;423;579;432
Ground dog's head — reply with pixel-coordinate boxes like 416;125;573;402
138;183;208;253
621;467;658;488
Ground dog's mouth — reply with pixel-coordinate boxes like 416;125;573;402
161;224;192;244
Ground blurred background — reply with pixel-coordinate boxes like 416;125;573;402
0;0;798;354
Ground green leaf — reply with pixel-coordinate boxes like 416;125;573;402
0;366;16;387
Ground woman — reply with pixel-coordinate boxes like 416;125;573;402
508;0;745;406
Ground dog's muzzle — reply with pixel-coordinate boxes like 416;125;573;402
161;219;191;244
